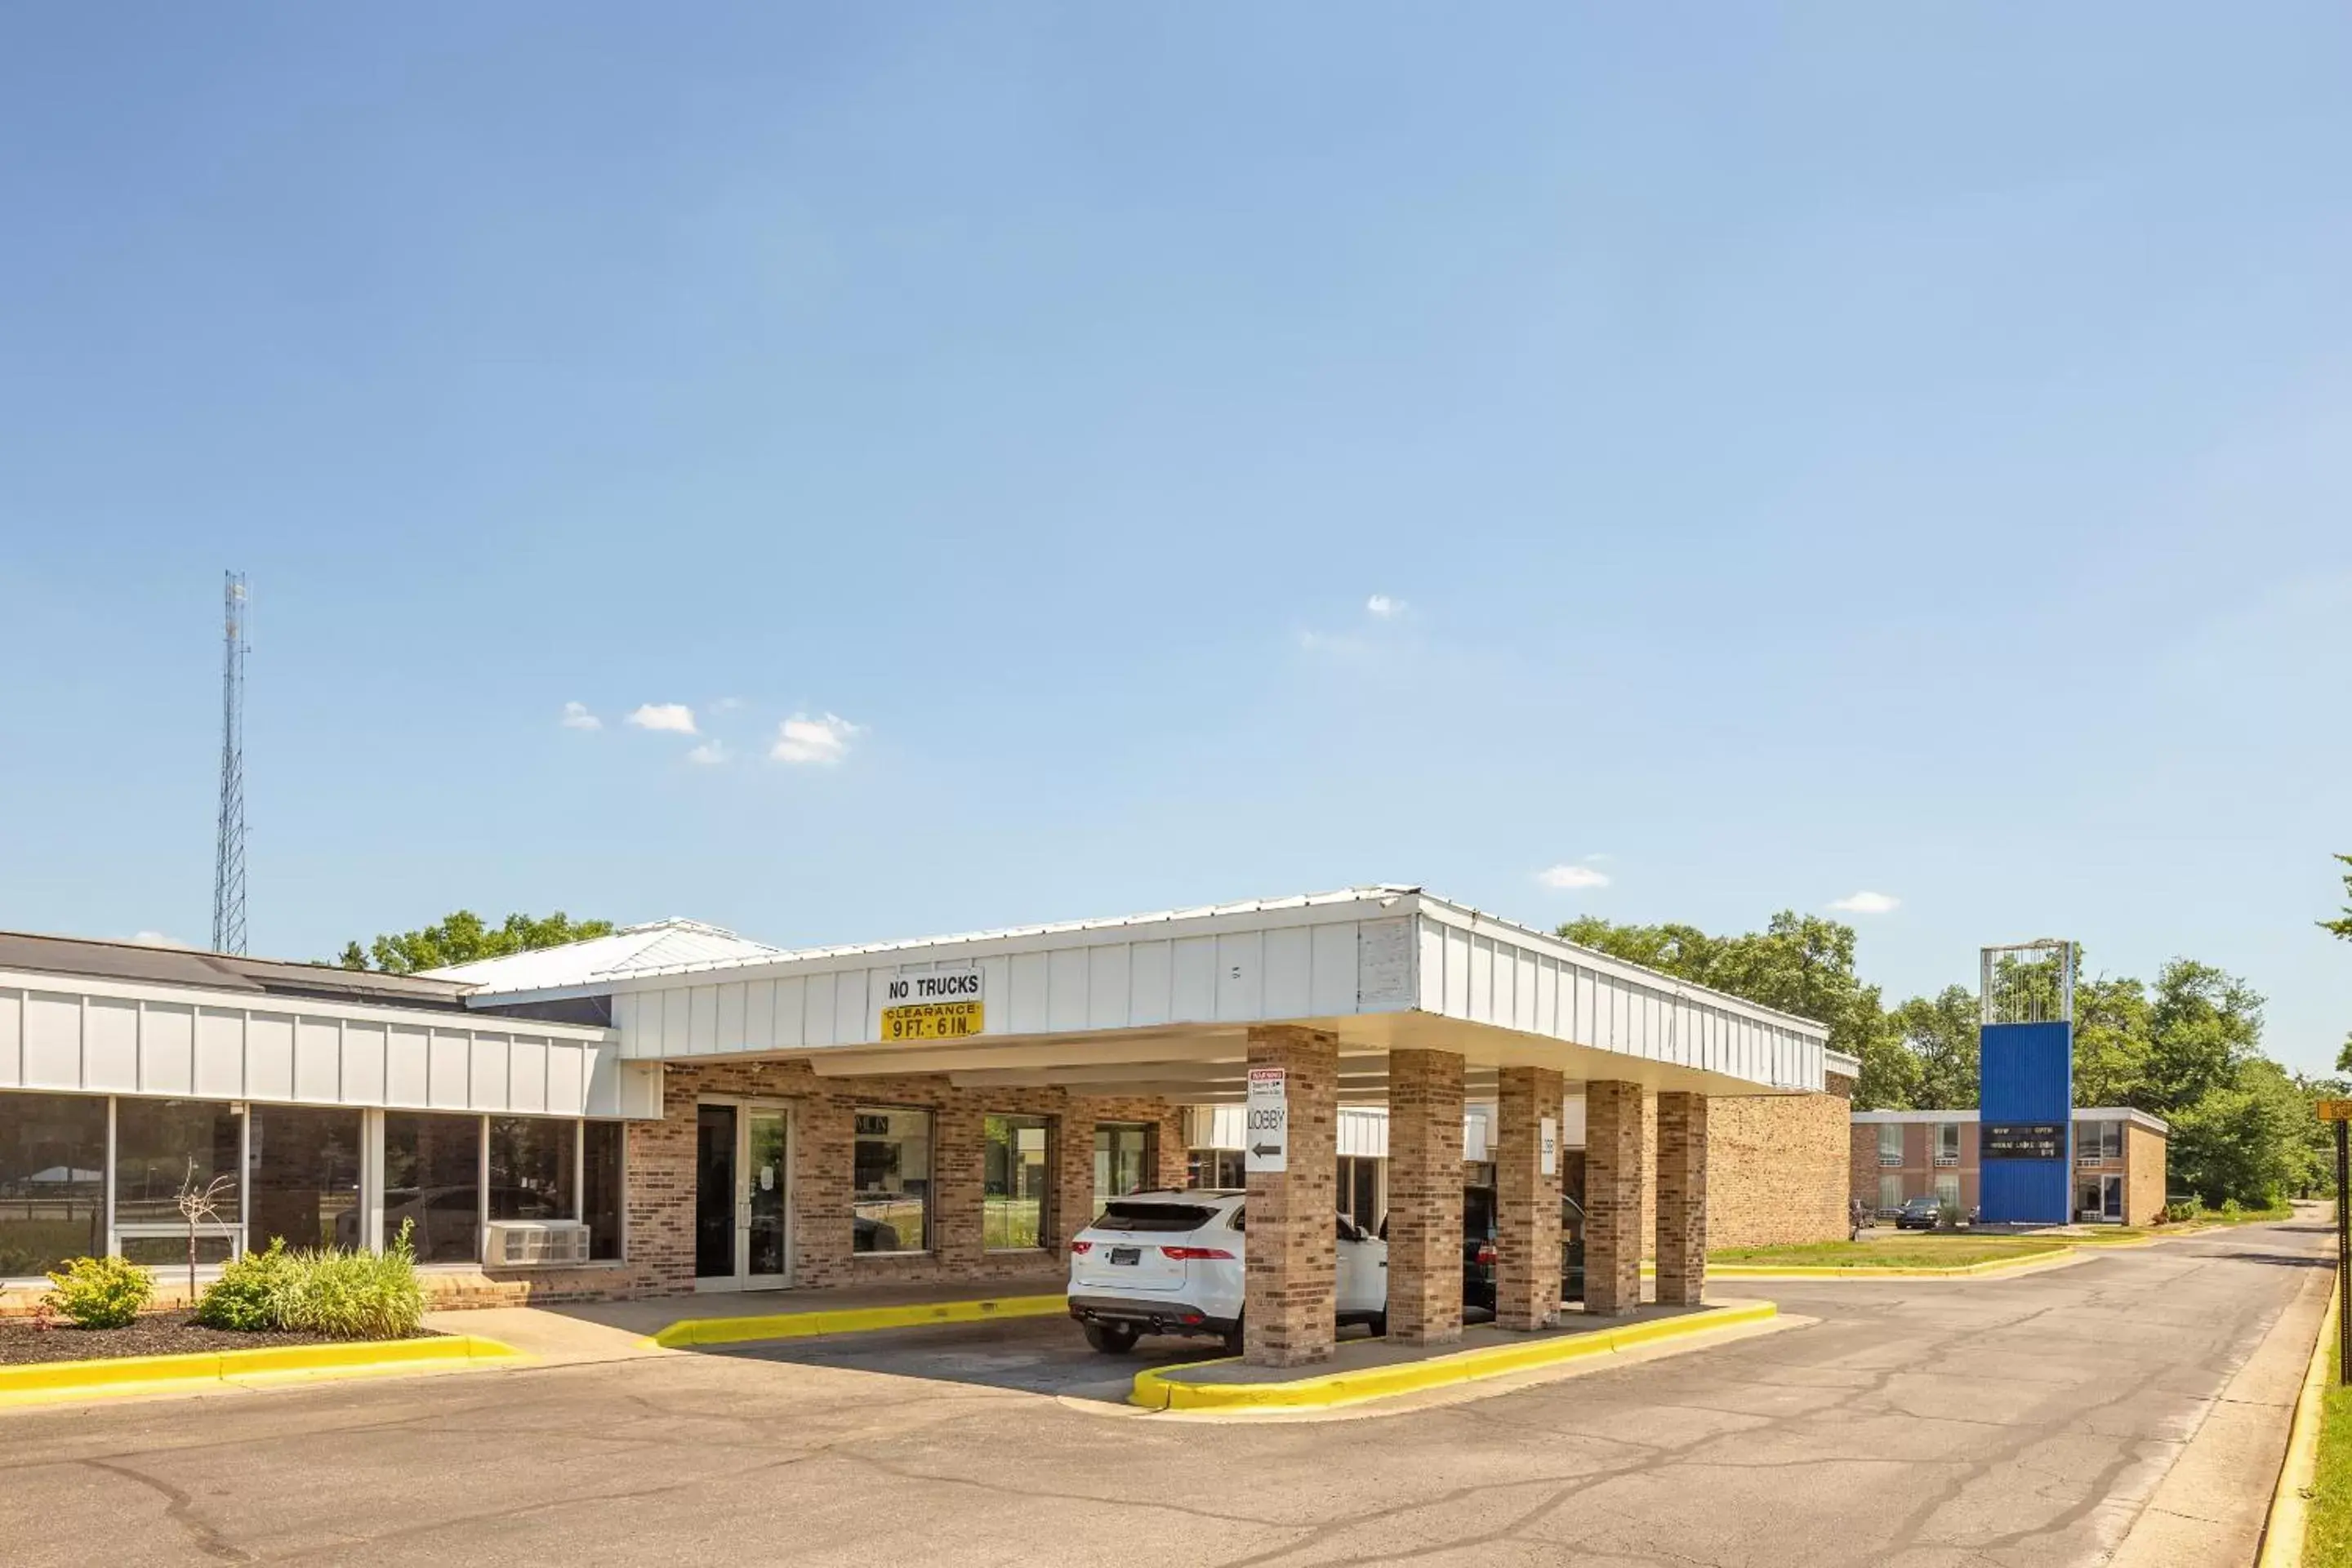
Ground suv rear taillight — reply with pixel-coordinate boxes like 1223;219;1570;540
1069;1241;1092;1254
1160;1246;1236;1261
1474;1243;1496;1266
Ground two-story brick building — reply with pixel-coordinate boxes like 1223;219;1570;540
1850;1107;2168;1225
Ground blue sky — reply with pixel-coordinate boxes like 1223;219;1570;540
3;5;2347;1071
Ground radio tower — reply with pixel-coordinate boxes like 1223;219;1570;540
211;572;249;956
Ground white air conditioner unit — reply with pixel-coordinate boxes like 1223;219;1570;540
483;1221;590;1268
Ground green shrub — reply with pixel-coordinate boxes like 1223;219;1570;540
194;1239;301;1331
2163;1200;2198;1223
44;1254;154;1329
2221;1198;2243;1221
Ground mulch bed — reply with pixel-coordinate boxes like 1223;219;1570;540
0;1313;435;1367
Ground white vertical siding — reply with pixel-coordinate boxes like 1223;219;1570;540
0;976;630;1117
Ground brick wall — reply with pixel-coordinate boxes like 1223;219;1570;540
461;1058;1184;1306
2125;1124;2167;1225
1628;1072;1855;1254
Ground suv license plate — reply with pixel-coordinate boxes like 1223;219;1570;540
1109;1246;1142;1265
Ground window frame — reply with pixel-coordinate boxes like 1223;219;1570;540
852;1104;935;1256
1877;1123;1904;1166
110;1096;249;1267
0;1090;624;1283
1933;1122;1962;1166
982;1113;1051;1253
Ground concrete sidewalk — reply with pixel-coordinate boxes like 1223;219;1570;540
425;1276;1064;1363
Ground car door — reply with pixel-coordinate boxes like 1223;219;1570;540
1335;1216;1387;1315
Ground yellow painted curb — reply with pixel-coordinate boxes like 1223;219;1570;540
1698;1245;2079;1280
1129;1301;1777;1414
647;1293;1068;1350
0;1334;521;1409
2256;1273;2336;1568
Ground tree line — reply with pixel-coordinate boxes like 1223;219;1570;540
1558;905;2335;1209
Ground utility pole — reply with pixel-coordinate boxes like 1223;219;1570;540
211;572;248;956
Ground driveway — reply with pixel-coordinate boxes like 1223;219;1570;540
0;1215;2326;1566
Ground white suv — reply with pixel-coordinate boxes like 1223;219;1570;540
1066;1188;1389;1354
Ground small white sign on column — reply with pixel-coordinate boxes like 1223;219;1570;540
1245;1067;1290;1174
1539;1116;1558;1178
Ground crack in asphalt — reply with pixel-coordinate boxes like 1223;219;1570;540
80;1458;254;1564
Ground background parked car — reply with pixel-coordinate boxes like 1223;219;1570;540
1894;1195;1944;1231
1384;1187;1585;1312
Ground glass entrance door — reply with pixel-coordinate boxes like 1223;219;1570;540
746;1110;788;1283
2102;1175;2123;1222
696;1106;738;1279
696;1102;790;1289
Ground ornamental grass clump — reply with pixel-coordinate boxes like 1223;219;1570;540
192;1222;425;1340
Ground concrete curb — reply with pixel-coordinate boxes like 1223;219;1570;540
2256;1273;2337;1568
0;1334;523;1410
645;1293;1068;1349
1128;1300;1778;1414
1696;1245;2081;1281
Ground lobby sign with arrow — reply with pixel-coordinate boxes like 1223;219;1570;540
1245;1067;1289;1174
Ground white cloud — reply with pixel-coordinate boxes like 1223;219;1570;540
710;697;745;713
1829;890;1901;915
126;930;192;948
1537;863;1612;891
1365;594;1405;618
685;742;729;766
771;712;861;766
559;701;602;732
626;703;698;735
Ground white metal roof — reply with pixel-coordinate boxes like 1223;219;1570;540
449;886;1830;1039
425;919;789;991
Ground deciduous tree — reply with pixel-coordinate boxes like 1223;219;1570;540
336;911;613;974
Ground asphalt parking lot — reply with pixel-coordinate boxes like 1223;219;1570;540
724;1313;1391;1400
0;1216;2327;1567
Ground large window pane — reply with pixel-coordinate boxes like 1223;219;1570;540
853;1108;930;1254
488;1118;576;1222
114;1098;242;1229
982;1116;1049;1250
248;1106;363;1253
385;1113;482;1263
584;1122;625;1262
1093;1123;1151;1218
0;1092;107;1278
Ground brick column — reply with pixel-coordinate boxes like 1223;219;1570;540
1584;1080;1645;1316
1052;1107;1097;1252
1243;1026;1339;1368
1494;1065;1566;1331
1387;1049;1465;1346
933;1100;986;1270
1655;1091;1707;1306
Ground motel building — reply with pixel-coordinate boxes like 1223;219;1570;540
1850;1107;2170;1226
1;887;1856;1366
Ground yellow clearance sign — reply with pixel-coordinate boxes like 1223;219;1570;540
878;967;986;1042
880;1000;984;1041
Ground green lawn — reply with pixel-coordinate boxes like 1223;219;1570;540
2309;1334;2352;1566
1709;1236;2074;1270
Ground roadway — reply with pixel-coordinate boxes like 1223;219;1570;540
0;1213;2328;1566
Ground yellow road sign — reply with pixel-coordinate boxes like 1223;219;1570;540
2318;1099;2352;1122
879;1000;984;1042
